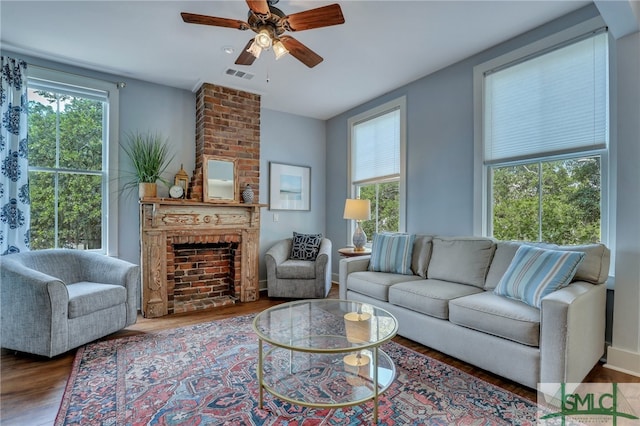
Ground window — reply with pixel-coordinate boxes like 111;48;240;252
474;19;610;247
348;97;406;243
27;67;119;253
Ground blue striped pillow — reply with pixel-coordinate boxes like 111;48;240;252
494;245;585;308
368;233;415;275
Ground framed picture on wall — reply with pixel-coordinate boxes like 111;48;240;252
269;162;311;211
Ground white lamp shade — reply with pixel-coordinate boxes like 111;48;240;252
343;199;371;221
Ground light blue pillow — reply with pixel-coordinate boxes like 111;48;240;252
494;245;585;308
369;233;416;275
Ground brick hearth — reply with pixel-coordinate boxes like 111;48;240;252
169;236;241;314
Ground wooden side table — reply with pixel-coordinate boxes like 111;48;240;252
338;247;372;257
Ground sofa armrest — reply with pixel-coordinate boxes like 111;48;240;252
540;281;606;384
315;238;331;280
265;239;292;267
338;255;371;300
265;239;292;289
0;258;70;357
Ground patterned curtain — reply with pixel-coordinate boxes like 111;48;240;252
0;57;30;254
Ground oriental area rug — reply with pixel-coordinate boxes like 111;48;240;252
55;314;539;425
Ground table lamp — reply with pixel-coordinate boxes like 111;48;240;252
343;198;371;251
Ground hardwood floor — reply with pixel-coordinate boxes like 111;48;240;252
2;285;637;426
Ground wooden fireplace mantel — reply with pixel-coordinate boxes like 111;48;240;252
139;198;266;318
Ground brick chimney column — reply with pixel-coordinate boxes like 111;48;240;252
190;83;260;202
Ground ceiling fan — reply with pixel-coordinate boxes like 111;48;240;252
181;0;345;68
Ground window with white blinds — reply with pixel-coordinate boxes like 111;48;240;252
474;20;611;249
352;108;400;183
347;96;406;240
483;30;608;164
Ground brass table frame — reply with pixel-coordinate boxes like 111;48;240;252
253;299;398;424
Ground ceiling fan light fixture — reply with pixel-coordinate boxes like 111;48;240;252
255;28;272;49
247;40;262;58
272;40;289;60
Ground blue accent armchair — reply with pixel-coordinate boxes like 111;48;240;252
1;249;139;357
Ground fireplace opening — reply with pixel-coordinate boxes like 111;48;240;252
168;241;240;314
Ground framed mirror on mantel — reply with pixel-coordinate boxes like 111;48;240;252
203;155;238;203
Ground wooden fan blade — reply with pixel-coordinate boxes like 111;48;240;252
235;39;258;66
246;0;270;17
181;12;249;30
283;4;345;32
279;35;323;68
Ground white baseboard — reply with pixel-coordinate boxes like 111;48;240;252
604;346;640;377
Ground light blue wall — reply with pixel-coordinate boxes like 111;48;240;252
325;5;603;274
259;108;326;287
116;79;196;265
608;30;640;372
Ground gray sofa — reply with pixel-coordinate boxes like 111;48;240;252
1;249;139;357
339;235;610;389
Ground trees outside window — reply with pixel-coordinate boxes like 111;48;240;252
358;181;399;238
28;89;105;250
26;65;120;252
492;156;601;244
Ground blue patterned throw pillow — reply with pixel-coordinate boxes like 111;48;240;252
494;245;585;308
289;232;323;260
369;233;416;275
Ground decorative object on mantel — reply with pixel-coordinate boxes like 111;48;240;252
173;164;189;197
120;131;174;199
242;184;255;204
203;155;238;203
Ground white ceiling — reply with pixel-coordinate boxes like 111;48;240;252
1;0;592;120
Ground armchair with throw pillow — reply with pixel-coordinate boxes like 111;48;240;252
265;232;332;298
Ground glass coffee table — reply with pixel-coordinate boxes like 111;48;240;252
252;299;398;423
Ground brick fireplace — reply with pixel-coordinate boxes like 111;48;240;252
169;236;241;314
139;83;262;318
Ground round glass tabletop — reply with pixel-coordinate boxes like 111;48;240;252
252;299;398;352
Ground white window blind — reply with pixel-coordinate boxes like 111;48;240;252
483;31;608;164
352;108;400;182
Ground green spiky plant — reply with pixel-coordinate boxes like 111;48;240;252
121;131;174;194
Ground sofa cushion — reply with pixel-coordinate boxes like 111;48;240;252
411;235;433;278
485;241;610;290
67;282;127;319
369;233;415;275
347;271;423;302
494;245;585;308
276;259;316;279
449;292;541;347
389;279;484;319
529;242;610;284
289;232;322;260
427;237;495;288
485;241;522;290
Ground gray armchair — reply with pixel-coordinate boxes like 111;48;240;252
265;238;332;298
0;249;139;357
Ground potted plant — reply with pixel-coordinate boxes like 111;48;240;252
121;131;174;199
